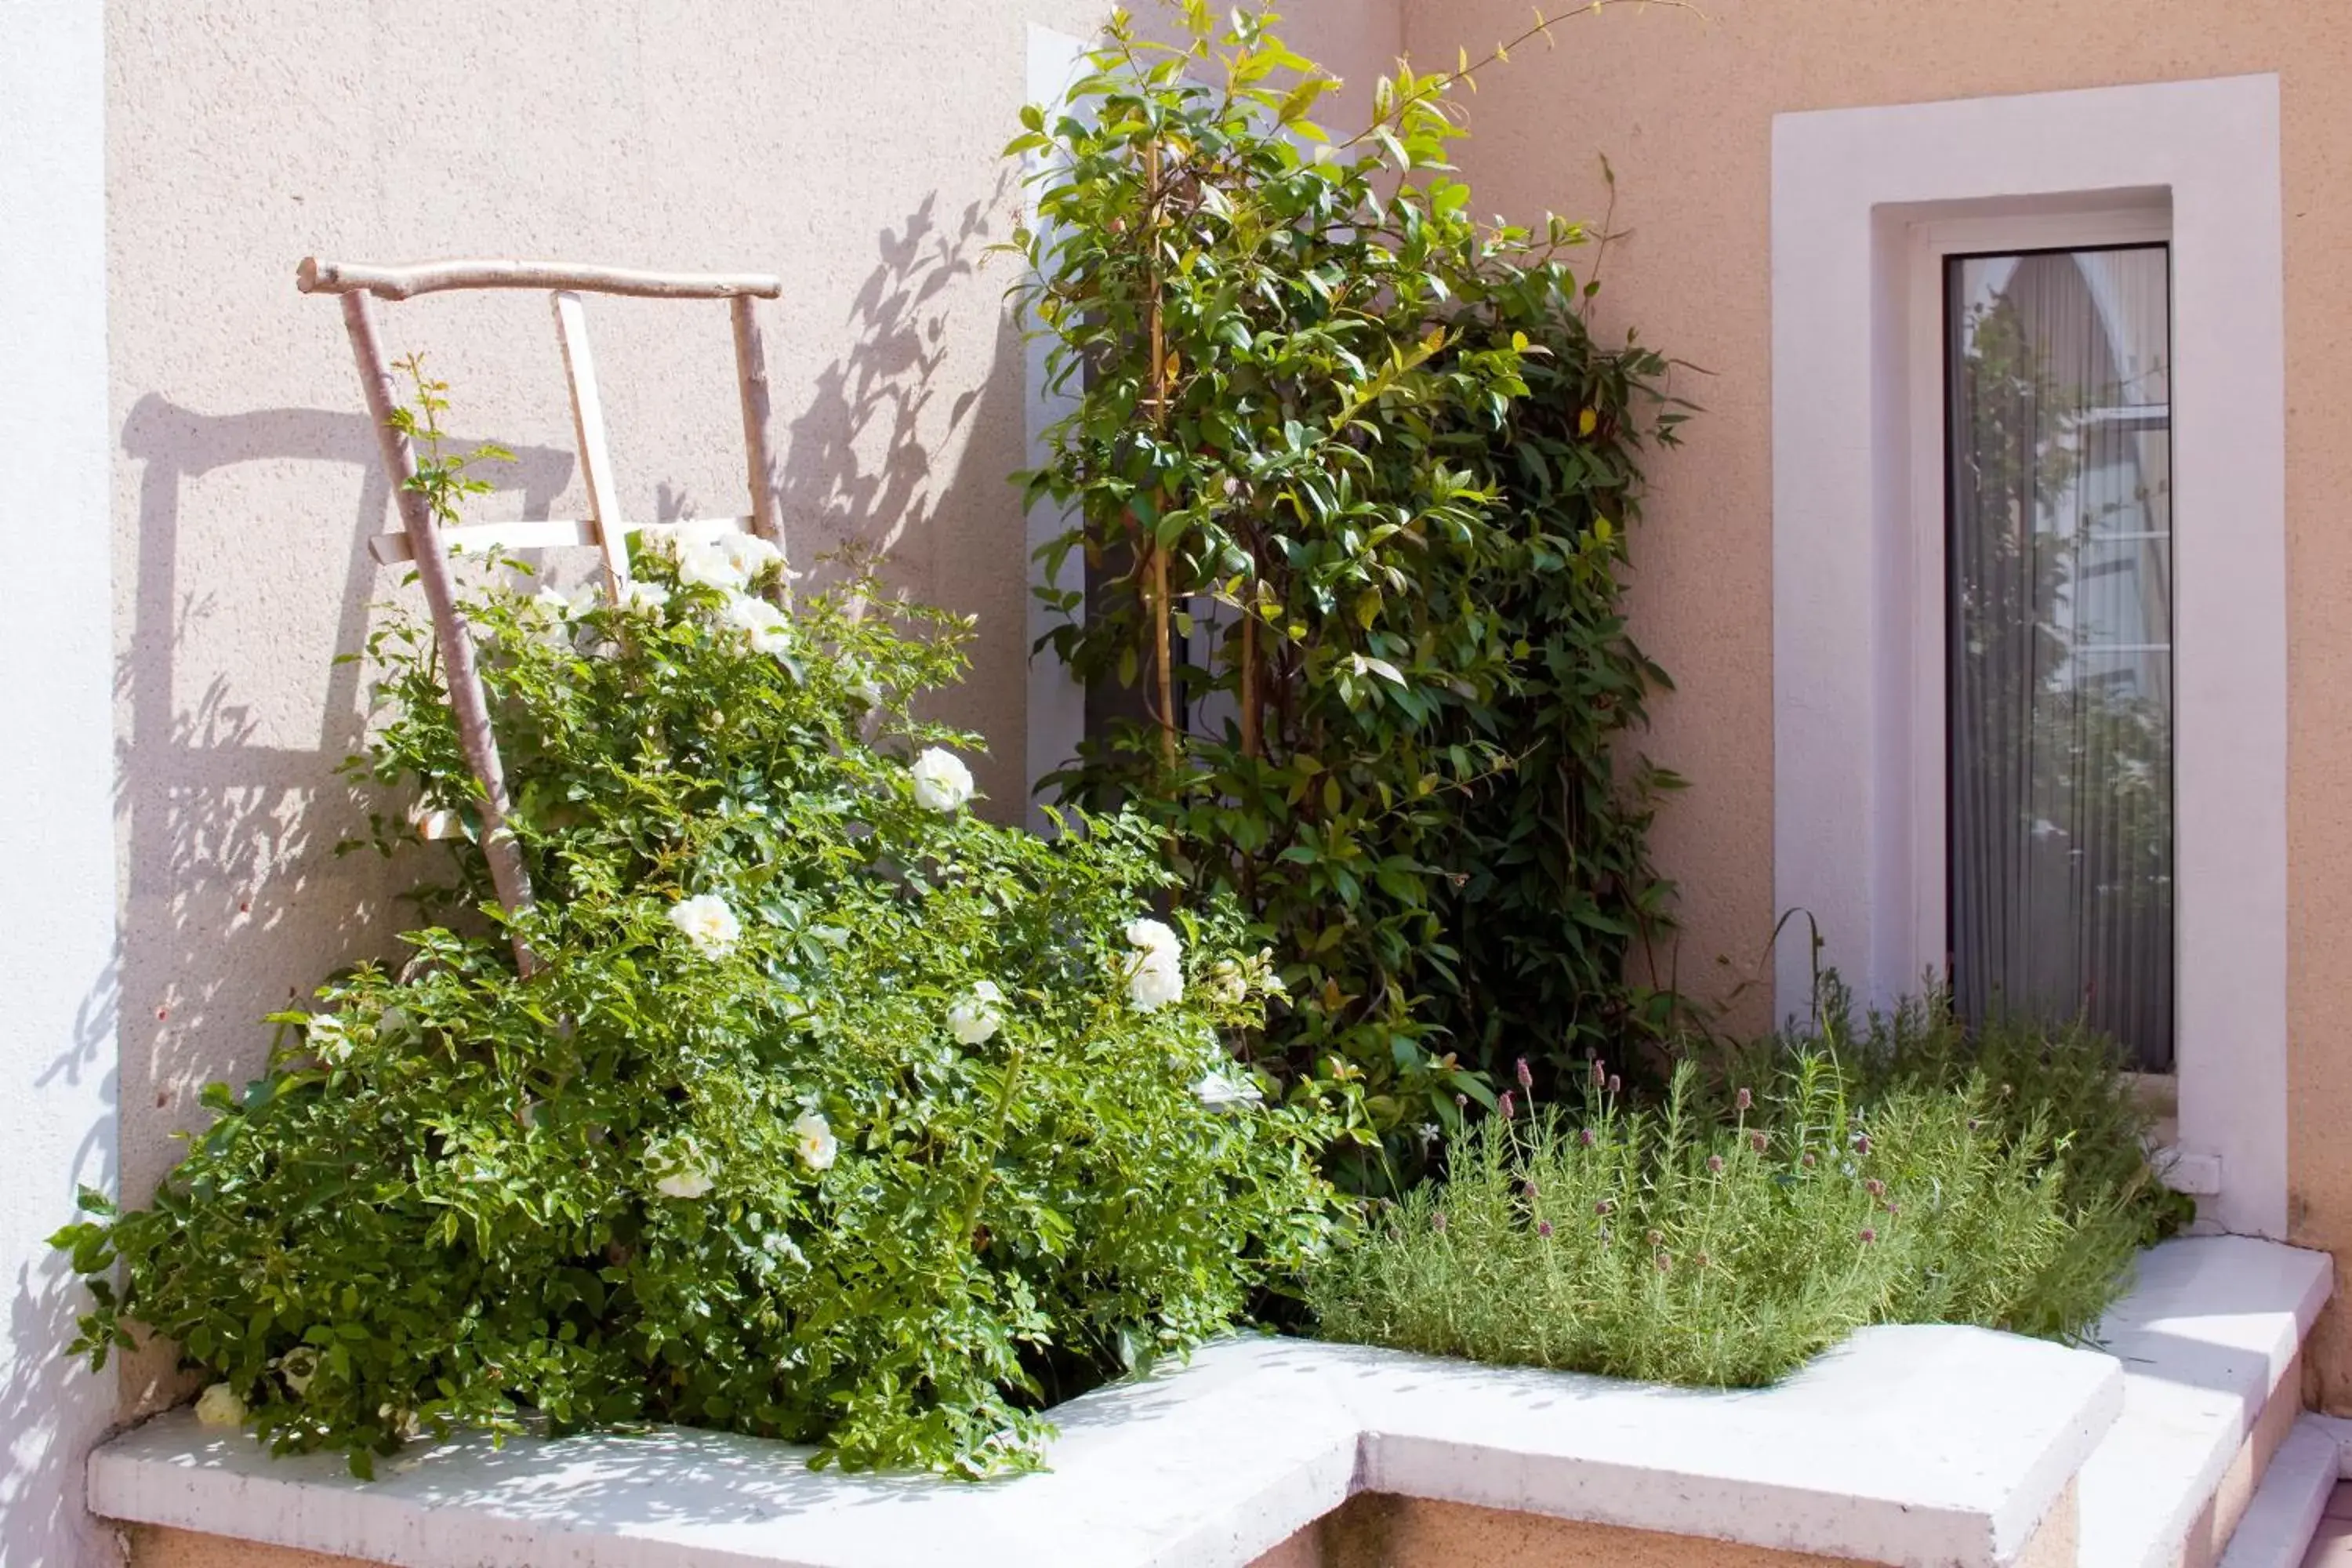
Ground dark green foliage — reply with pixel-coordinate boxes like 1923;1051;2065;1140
1011;5;1692;1185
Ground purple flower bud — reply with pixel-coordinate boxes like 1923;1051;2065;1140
1592;1059;1606;1086
1432;1210;1447;1234
1750;1131;1769;1154
1522;1179;1538;1200
1859;1227;1878;1244
1594;1198;1613;1216
1706;1154;1725;1174
1580;1127;1597;1148
1646;1229;1664;1247
1516;1057;1534;1090
1853;1133;1872;1155
1537;1220;1555;1239
1455;1093;1468;1109
1693;1250;1711;1269
1606;1074;1621;1096
1655;1250;1673;1272
1802;1152;1817;1168
1865;1178;1886;1198
1884;1201;1900;1217
1735;1087;1752;1112
1498;1091;1515;1121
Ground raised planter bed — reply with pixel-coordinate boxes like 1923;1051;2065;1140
89;1238;2332;1568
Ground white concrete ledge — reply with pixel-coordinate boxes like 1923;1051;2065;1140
2075;1236;2334;1568
2215;1416;2340;1568
92;1322;2120;1568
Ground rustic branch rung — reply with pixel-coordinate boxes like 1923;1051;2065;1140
297;257;783;302
550;291;633;597
366;514;759;568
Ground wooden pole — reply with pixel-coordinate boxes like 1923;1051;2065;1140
1144;139;1177;773
729;294;786;601
299;256;781;302
337;291;540;977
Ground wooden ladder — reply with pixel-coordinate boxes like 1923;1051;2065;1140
298;257;786;974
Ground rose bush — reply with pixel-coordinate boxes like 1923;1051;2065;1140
53;383;1343;1479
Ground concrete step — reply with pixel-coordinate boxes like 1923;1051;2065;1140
2215;1417;2339;1568
2075;1236;2332;1568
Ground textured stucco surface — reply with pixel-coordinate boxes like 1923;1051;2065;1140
1401;0;2352;1400
128;1526;374;1568
100;0;1405;1426
102;0;1123;1418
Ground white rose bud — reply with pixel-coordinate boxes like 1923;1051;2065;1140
947;980;1005;1046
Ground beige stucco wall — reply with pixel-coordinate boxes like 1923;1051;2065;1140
101;0;1403;1418
1401;0;2352;1402
101;0;1086;1415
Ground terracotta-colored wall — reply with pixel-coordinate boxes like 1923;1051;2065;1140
129;1485;2078;1568
1399;0;2352;1403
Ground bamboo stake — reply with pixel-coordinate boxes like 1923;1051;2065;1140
1143;139;1177;772
1240;605;1261;761
337;291;540;977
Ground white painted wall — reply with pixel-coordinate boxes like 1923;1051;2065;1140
0;3;123;1564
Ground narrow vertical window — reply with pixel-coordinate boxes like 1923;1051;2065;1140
1946;245;2174;1069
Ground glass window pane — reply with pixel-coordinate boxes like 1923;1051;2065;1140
1946;245;2174;1069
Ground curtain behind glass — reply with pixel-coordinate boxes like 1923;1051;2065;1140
1946;246;2174;1069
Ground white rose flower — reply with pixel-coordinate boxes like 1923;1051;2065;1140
909;748;975;812
1191;1068;1264;1110
1124;917;1179;958
649;1137;716;1200
194;1382;248;1428
946;980;1005;1046
793;1110;838;1171
1122;917;1185;1012
677;539;748;592
666;893;742;959
719;592;793;658
621;579;670;616
1206;959;1247;1007
306;1013;350;1064
721;532;786;583
1127;946;1184;1012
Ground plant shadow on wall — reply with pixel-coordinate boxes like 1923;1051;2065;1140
111;395;574;1242
779;189;1031;801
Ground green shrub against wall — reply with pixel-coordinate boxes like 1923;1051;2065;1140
53;377;1338;1479
1013;4;1692;1181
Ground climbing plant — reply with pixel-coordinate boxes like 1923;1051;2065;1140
1011;2;1693;1185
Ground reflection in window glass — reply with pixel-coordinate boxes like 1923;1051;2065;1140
1946;245;2173;1069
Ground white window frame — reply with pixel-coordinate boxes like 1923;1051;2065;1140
1900;204;2172;996
1772;76;2285;1236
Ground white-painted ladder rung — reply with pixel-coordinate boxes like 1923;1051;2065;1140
368;514;757;567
